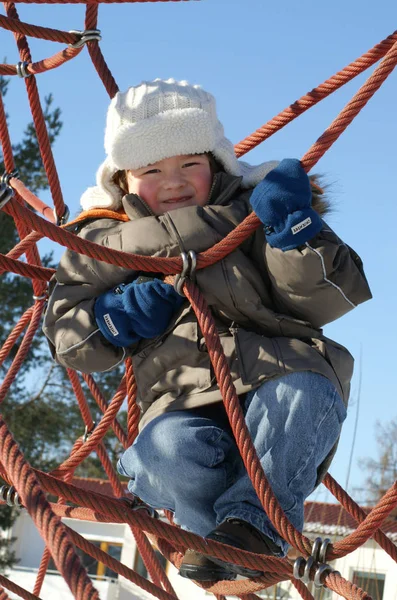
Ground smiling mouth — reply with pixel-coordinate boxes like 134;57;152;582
163;196;192;204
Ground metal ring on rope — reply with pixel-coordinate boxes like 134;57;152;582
53;204;70;226
69;29;102;49
120;496;159;520
0;484;23;508
1;170;19;187
0;169;19;209
16;61;31;78
33;291;48;301
174;250;197;296
83;422;96;443
293;537;340;588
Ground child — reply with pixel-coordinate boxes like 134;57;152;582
43;79;372;581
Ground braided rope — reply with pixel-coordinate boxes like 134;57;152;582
0;574;41;600
10;0;193;3
234;31;397;155
33;468;77;596
0;421;100;599
0;13;82;43
0;5;396;599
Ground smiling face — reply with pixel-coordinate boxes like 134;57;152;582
126;154;213;215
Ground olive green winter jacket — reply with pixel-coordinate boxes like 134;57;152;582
43;173;372;436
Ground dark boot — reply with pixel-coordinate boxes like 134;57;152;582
204;518;282;577
179;548;236;581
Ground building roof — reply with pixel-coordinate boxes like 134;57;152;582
304;501;397;540
73;476;128;496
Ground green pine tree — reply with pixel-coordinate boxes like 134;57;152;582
0;75;127;573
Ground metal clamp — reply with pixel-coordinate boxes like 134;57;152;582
314;562;337;588
16;61;31;78
83;421;96;443
174;250;197;296
33;290;48;301
0;170;19;210
0;182;14;209
1;170;19;186
54;204;70;226
120;496;159;520
0;484;23;508
293;537;340;588
69;29;102;48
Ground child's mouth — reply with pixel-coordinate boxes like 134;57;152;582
163;196;192;205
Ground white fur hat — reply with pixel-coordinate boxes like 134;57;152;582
80;79;278;210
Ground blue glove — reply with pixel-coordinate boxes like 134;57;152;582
94;278;184;347
249;158;323;251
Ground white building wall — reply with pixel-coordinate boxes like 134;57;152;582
5;570;117;600
12;511;46;569
328;539;397;600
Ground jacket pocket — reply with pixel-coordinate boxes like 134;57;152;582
134;318;214;398
276;314;321;339
312;336;354;406
233;327;282;385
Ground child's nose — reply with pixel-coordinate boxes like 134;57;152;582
164;170;185;188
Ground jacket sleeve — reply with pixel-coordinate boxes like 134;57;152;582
43;220;137;373
158;201;373;330
43;278;128;373
150;201;372;330
43;214;186;373
264;222;372;328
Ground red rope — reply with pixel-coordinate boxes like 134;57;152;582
4;3;66;222
0;13;83;43
10;0;194;3
1;6;396;597
0;301;46;405
50;378;127;477
324;473;397;561
0;305;34;366
81;372;128;446
235;31;397;155
0;575;42;600
0;421;100;599
126;357;140;446
84;5;119;97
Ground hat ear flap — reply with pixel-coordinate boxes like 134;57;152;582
80;159;123;211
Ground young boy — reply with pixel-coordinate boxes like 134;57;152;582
43;79;372;581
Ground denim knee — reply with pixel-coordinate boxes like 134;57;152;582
117;410;241;534
118;411;237;483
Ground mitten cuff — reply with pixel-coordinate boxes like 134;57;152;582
94;287;141;347
265;208;323;251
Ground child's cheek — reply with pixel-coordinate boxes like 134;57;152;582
141;182;159;212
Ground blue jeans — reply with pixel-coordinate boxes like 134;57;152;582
117;372;346;555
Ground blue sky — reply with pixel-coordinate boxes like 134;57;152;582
2;0;397;504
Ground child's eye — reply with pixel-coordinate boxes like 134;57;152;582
143;168;160;175
182;162;199;168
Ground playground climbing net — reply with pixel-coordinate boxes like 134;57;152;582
0;2;397;599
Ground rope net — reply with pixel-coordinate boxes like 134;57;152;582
0;3;396;599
